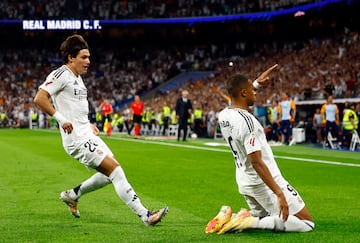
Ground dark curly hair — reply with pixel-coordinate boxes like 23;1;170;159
60;34;89;64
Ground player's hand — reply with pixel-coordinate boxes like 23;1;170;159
277;192;289;222
90;123;100;135
61;122;73;134
256;64;278;84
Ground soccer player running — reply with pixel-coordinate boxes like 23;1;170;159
206;64;314;234
33;34;167;225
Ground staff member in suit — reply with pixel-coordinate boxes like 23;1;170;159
176;90;193;141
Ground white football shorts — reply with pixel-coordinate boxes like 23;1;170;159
65;136;114;170
243;182;305;218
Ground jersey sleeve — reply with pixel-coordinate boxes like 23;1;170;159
39;71;66;96
238;117;262;155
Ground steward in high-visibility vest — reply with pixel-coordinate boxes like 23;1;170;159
171;110;178;125
148;109;157;135
0;112;6;121
162;105;171;136
194;108;203;137
112;113;125;132
31;112;39;128
342;105;359;148
343;108;358;130
96;112;103;130
194;109;203;120
267;107;274;124
111;113;119;127
142;109;150;127
268;100;281;142
31;112;38;122
187;113;194;126
0;112;7;127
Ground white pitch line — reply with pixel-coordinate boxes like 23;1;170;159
274;155;360;167
33;130;360;168
113;137;360;168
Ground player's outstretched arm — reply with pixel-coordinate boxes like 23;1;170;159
254;64;278;86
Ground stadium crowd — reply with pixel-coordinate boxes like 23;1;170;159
0;30;359;140
0;0;316;19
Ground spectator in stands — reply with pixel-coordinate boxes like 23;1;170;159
1;28;359;131
0;0;318;20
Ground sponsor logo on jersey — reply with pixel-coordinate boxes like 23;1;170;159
74;88;87;101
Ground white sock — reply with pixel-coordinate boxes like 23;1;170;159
69;172;111;200
283;215;314;232
109;166;148;219
251;215;314;232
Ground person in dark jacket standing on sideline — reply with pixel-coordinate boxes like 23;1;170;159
176;90;192;141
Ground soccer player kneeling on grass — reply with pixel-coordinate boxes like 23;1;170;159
34;34;167;226
205;64;314;234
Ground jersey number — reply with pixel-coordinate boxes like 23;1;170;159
287;184;298;196
84;139;99;152
227;136;242;168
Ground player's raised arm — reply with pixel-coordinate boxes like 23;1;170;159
253;64;278;89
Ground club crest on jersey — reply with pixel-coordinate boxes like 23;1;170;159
249;132;255;146
45;77;56;86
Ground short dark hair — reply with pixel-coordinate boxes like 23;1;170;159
60;34;89;64
226;73;249;98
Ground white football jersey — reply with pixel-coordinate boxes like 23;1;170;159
218;107;284;194
39;65;93;146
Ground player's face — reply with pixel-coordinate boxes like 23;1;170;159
68;49;90;76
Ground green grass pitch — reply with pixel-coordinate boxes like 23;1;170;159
0;129;359;242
